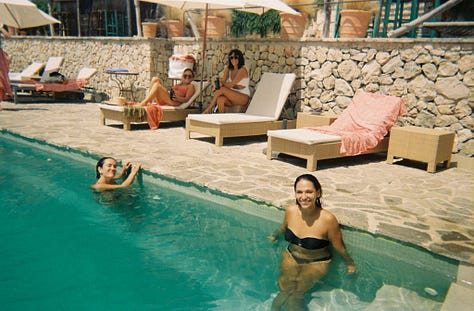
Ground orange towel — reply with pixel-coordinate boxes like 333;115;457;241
145;104;163;130
309;92;406;155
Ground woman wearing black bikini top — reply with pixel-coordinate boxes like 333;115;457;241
268;174;356;311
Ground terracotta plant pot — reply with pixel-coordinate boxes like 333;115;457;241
280;12;307;39
161;20;184;38
142;22;158;38
203;16;225;39
339;10;372;38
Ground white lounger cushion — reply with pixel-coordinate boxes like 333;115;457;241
187;113;274;124
268;128;341;144
97;104;198;112
188;72;296;121
9;62;45;81
77;67;97;79
244;72;296;118
40;57;65;82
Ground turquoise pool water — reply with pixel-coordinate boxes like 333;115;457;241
0;132;458;310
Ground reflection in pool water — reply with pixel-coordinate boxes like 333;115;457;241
0;132;457;310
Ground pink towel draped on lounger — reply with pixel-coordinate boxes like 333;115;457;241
35;78;89;92
309;91;406;155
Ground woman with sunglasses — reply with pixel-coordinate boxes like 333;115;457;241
139;68;195;107
139;69;195;130
203;49;250;114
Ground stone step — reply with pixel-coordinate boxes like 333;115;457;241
440;281;474;311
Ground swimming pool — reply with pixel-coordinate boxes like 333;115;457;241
0;132;458;310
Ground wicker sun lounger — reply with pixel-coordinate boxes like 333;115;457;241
98;80;209;130
185;72;296;146
267;91;406;171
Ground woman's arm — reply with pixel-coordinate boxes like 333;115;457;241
92;163;141;190
116;161;131;179
220;68;229;87
119;163;141;187
327;212;356;273
268;207;290;242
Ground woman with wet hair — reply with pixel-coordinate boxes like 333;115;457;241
269;174;356;311
91;157;141;190
203;49;250;113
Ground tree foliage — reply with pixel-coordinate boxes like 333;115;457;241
230;10;281;38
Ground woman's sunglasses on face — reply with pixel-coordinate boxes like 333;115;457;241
229;56;238;60
183;74;193;79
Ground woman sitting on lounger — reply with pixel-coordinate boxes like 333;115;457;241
139;68;195;107
203;49;250;114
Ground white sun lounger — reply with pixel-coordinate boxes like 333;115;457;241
185;72;296;146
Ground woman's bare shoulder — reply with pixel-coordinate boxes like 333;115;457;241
321;209;339;223
285;203;299;213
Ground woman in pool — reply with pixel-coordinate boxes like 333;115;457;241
139;68;195;107
91;157;141;190
203;49;250;113
269;174;356;311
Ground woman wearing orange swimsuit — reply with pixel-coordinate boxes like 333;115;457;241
268;174;356;311
139;68;195;107
139;69;195;129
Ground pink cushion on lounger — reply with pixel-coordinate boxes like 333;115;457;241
309;91;406;155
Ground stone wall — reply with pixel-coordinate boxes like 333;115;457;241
3;37;473;156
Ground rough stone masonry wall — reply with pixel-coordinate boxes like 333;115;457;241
179;38;474;156
3;37;473;156
4;37;174;100
297;40;474;156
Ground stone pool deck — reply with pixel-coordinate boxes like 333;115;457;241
1;102;473;267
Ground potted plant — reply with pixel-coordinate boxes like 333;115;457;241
280;0;317;39
195;11;231;39
142;20;158;38
160;6;184;38
338;0;380;38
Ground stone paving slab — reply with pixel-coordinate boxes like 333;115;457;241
1;101;473;264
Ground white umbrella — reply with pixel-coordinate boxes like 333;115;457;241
239;0;300;15
0;0;60;29
140;0;247;89
141;0;246;11
141;0;299;61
